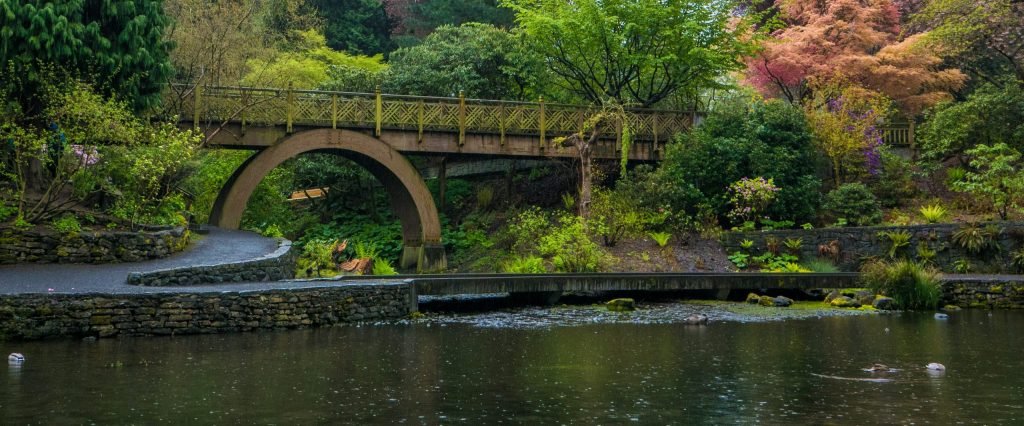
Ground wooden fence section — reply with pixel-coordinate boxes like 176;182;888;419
172;84;695;144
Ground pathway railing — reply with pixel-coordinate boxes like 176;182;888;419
170;84;696;144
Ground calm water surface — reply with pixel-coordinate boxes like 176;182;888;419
1;310;1022;424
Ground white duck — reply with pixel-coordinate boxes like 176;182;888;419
8;353;25;364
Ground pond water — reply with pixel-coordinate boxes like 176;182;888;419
1;309;1022;424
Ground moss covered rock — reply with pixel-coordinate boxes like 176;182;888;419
773;296;794;307
872;297;896;310
830;296;861;308
758;296;775;307
606;298;636;312
746;293;761;304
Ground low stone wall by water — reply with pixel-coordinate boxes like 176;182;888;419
723;222;1024;273
0;283;414;340
126;239;296;286
941;277;1024;309
0;227;189;264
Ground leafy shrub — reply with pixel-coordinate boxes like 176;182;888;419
946;167;967;188
784;237;803;255
302;239;339;277
867;152;918;208
506;207;552;255
49;215;81;235
951;143;1024;220
878;230;912;259
823;183;882;226
261;224;285;238
476;186;494;210
0;202;15;223
952;223;1000;254
919;205;948;224
503;256;547;273
767;262;810;273
590;188;659;247
728;252;750;269
1011;249;1024;272
726;176;780;226
538;214;605;273
860;260;941;310
353;241;398;275
649;231;671;247
916;243;937;264
918;81;1024;162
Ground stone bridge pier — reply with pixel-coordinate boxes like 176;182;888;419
208;129;446;272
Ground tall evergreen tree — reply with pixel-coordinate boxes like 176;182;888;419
309;0;394;55
0;0;174;112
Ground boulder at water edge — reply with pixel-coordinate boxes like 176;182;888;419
683;314;708;325
758;295;775;307
773;296;794;307
824;290;841;304
830;296;861;308
854;290;875;306
872;297;896;310
606;298;636;312
746;293;761;304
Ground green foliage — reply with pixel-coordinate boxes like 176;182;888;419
352;241;398;275
728;252;750;269
310;0;394;55
919;205;949;224
752;253;800;271
503;256;547;273
49;215;81;235
590;188;660;247
0;0;173;111
878;230;912;259
396;0;514;46
946;167;967;188
649;232;671;247
740;239;754;250
649;98;821;227
952;258;972;273
1011;249;1024;273
802;258;839;273
766;262;811;273
952;143;1024;220
861;260;941;310
918;81;1024;162
261;224;285;238
506;207;551;255
302;239;338;277
951;224;1001;254
537;214;605;273
784;237;803;255
916;242;937;264
384;24;539;99
244;29;387;90
505;0;755;106
805;83;891;185
823;183;883;227
726;177;780;225
867;152;918;209
298;219;403;265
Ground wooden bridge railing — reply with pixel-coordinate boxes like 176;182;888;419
170;84;696;144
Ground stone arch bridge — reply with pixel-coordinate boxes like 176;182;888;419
171;84;697;272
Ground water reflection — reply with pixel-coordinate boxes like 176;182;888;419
0;311;1022;423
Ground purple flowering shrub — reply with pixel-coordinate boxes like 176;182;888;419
726;176;780;225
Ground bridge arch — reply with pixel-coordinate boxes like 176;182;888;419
208;128;446;272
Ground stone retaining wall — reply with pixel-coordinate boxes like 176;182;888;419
0;227;189;264
126;240;296;286
0;283;414;340
941;277;1024;309
723;222;1024;273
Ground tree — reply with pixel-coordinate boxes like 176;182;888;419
804;83;891;185
384;23;538;99
913;0;1024;85
505;0;754;107
553;103;630;219
385;0;514;46
242;30;386;90
746;0;965;116
310;0;395;55
917;81;1024;162
0;0;174;112
953;143;1024;220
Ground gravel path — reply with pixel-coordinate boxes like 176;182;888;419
0;227;305;295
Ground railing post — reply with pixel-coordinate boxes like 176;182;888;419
331;94;338;129
499;103;506;146
615;115;622;153
192;84;201;130
240;88;247;134
652;113;660;154
458;90;466;146
539;96;546;150
375;86;382;137
286;82;294;134
417;100;424;144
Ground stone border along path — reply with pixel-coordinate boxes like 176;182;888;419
0;227;295;294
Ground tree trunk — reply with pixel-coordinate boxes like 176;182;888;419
578;142;593;220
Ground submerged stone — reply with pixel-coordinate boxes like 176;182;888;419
872;297;896;310
606;298;636;312
683;314;708;325
943;304;962;312
830;296;861;308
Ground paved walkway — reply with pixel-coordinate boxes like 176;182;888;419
0;227;311;295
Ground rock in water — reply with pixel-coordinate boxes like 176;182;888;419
606;298;636;312
943;305;962;312
934;313;949;320
830;296;861;308
824;290;841;304
854;290;875;306
926;362;946;371
746;293;761;304
683;314;708;325
873;297;896;310
758;295;775;307
773;296;794;307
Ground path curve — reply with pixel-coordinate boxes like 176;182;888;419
0;228;287;294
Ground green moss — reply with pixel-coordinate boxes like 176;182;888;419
606;298;636;312
989;285;1004;293
757;295;775;307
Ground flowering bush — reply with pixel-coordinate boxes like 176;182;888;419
805;83;891;185
727;177;780;225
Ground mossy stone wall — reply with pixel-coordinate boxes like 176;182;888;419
0;227;189;264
